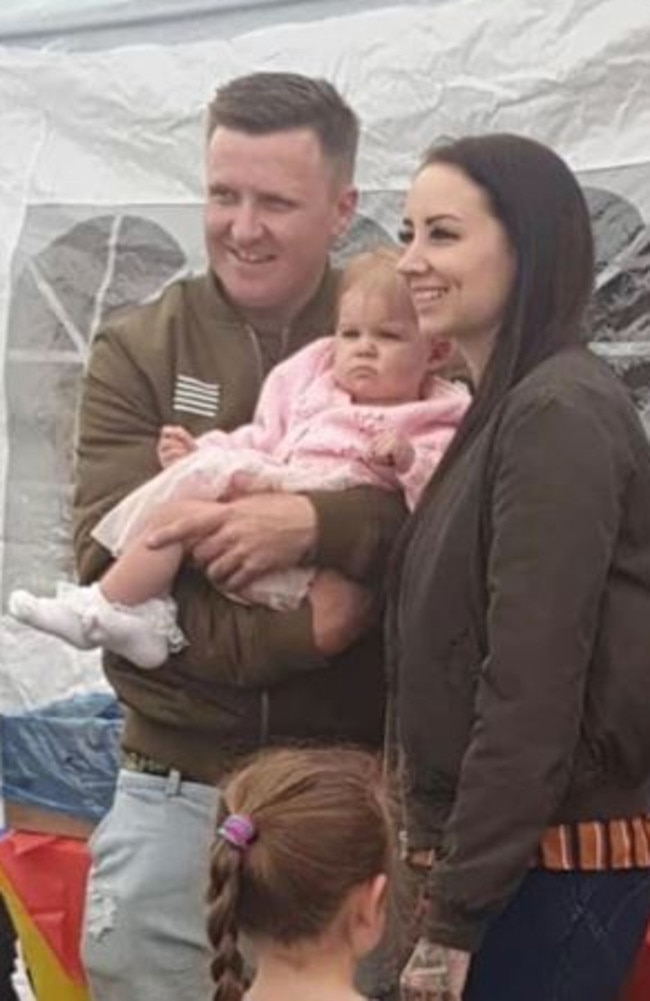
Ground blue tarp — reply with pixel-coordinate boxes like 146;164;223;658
0;693;122;821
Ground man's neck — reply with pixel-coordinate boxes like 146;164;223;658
239;306;293;338
230;267;328;337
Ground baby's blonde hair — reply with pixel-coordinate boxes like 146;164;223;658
339;244;410;304
339;245;471;385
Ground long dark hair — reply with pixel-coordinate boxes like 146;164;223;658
386;133;596;610
411;132;595;496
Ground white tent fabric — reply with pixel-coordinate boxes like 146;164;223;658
0;0;648;710
0;0;411;50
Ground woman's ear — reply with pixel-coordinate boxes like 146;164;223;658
428;338;472;384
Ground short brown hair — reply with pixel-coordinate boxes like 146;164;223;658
207;747;395;1001
207;71;359;182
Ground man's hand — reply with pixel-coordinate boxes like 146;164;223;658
157;425;197;468
309;569;376;656
447;948;471;998
147;493;317;591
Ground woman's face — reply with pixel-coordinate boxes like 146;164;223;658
398;162;516;362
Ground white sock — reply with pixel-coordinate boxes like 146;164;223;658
8;587;97;650
83;597;169;670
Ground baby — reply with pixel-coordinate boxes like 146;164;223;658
9;246;469;668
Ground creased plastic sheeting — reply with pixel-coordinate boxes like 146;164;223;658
0;830;90;994
0;694;122;820
0;620;109;719
0;0;649;715
0;0;405;51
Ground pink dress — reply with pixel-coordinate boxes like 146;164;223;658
93;338;469;610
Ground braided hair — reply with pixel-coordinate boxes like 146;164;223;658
207;746;394;1001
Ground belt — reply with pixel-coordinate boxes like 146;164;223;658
121;749;207;785
404;817;650;874
535;817;650;871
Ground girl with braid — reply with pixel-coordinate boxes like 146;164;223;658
207;747;397;1001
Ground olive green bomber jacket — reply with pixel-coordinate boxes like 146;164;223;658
73;270;406;777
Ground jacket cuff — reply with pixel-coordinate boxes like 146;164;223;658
423;873;491;954
307;490;376;576
258;601;327;680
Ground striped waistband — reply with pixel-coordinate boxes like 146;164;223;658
535;816;650;871
405;816;650;873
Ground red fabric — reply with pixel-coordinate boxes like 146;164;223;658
0;831;90;985
619;924;650;1001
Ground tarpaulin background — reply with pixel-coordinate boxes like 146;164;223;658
0;0;649;713
0;694;122;819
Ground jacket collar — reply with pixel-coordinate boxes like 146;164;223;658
203;265;340;351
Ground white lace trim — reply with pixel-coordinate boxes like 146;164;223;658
55;582;188;653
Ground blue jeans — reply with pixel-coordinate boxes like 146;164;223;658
464;868;650;1001
82;769;221;1001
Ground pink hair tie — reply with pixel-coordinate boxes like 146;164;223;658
218;813;257;850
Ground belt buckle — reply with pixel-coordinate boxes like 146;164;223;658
122;749;170;777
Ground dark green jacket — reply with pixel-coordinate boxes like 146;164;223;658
393;346;650;951
73;269;406;779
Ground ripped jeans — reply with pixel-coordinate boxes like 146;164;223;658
81;769;221;1001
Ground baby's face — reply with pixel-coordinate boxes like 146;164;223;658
333;285;433;405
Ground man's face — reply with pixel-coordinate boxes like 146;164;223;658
204;126;357;325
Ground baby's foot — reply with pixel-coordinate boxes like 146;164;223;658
83;601;169;670
8;588;97;650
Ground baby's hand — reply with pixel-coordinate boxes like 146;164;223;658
157;425;197;468
371;431;415;473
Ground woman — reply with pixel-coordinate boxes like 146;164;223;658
391;133;650;1001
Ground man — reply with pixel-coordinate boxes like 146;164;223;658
73;72;405;1000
